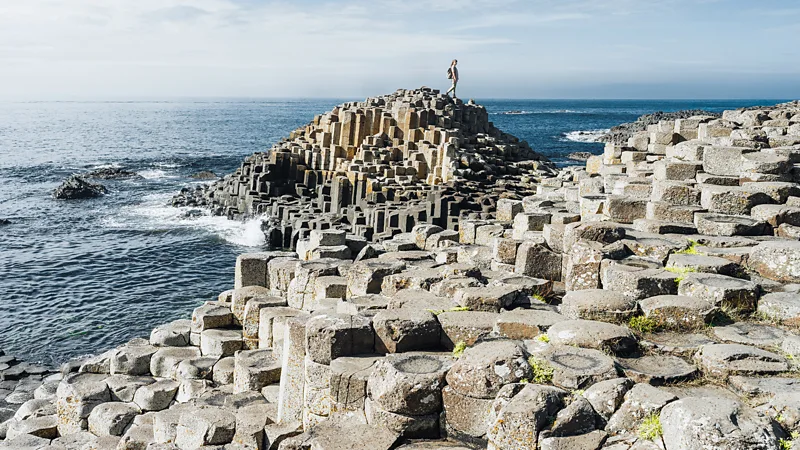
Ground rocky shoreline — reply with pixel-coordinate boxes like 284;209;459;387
3;91;800;449
599;110;722;145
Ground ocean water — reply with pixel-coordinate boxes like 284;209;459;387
0;97;785;365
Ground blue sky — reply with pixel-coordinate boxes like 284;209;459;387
1;0;799;99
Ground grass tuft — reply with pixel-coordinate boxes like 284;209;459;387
779;438;793;450
629;315;660;334
535;333;550;343
528;356;554;384
637;413;663;441
675;240;700;255
452;341;467;358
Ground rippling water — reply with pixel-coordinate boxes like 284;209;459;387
0;97;782;365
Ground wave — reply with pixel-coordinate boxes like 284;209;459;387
137;169;178;180
560;129;610;143
103;193;266;247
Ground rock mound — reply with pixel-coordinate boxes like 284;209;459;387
84;167;141;180
173;87;554;248
53;175;108;200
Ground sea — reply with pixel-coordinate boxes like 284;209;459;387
0;98;786;365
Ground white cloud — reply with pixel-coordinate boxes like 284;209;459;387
0;0;797;98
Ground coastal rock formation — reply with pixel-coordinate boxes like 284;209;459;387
600;109;722;145
52;175;108;200
190;170;218;180
84;167;141;180
5;96;800;449
172;87;555;248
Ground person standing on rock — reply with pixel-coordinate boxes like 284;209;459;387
446;59;459;98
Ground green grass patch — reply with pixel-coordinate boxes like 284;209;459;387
780;438;793;450
637;413;663;441
535;333;550;343
528;356;554;384
452;341;467;358
675;240;700;255
629;315;660;334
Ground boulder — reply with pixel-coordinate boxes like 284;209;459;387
748;241;800;283
694;344;788;377
486;384;566;450
372;309;440;353
53;175;107;199
559;289;638;321
605;383;677;435
87;402;140;436
446;340;532;399
660;397;779;450
368;354;450;416
547;320;637;354
541;345;619;390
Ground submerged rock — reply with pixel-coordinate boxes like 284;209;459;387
190;171;218;180
0;218;10;226
53;175;107;200
85;167;141;180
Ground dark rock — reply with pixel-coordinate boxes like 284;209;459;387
182;209;204;219
191;171;217;180
0;219;10;226
567;152;594;161
53;175;107;200
85;167;140;180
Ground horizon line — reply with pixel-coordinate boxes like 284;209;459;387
0;97;795;103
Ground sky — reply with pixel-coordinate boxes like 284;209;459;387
1;0;799;99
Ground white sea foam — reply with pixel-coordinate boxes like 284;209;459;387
104;193;266;247
561;129;610;143
137;169;178;180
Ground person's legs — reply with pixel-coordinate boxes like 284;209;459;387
446;81;457;97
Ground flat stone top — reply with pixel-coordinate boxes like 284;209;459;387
390;354;445;374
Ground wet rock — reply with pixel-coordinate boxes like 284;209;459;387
85;167;141;180
53;175;107;199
